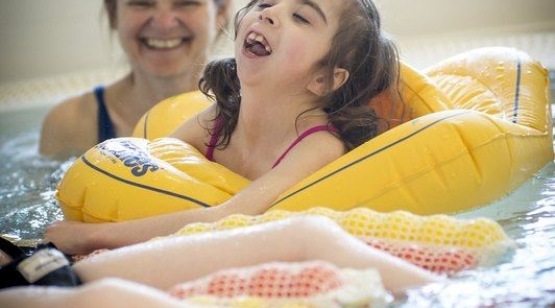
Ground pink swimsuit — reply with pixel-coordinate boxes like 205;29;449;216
205;117;338;168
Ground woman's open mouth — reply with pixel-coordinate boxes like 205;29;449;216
142;37;190;50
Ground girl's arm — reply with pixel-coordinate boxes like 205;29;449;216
46;125;344;255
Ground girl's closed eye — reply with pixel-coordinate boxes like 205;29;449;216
256;0;274;10
296;3;327;26
256;3;272;10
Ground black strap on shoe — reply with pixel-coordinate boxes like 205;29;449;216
0;236;81;289
0;236;26;260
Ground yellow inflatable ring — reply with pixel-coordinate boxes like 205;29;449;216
58;137;249;222
169;207;515;275
57;47;553;222
132;90;212;139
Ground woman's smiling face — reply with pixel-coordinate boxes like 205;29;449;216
235;0;344;91
115;0;225;78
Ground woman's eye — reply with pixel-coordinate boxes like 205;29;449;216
128;0;154;8
174;0;201;8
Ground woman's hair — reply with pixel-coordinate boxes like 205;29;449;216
199;0;399;151
103;0;230;36
104;0;117;29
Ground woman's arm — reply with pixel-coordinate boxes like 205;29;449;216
45;107;216;254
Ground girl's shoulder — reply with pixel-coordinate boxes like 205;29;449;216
170;104;218;153
276;128;345;174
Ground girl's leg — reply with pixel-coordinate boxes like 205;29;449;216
0;278;186;308
296;216;443;293
74;215;440;293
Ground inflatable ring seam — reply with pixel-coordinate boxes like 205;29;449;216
271;110;473;209
80;155;212;208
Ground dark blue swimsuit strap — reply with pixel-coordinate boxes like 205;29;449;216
94;86;116;143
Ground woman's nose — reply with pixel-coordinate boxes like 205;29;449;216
150;10;181;29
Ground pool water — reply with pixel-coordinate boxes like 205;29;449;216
402;164;555;307
1;100;555;306
0;106;68;241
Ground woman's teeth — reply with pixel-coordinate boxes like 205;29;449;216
145;38;183;49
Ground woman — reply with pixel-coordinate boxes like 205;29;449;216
40;0;231;158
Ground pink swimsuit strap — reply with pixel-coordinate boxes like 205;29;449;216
206;119;339;169
205;116;224;162
271;124;339;168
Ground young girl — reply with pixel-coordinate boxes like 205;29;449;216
45;0;399;255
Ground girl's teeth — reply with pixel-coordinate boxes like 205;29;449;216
247;32;265;44
246;32;273;55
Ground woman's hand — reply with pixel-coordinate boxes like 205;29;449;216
45;220;102;255
44;213;192;255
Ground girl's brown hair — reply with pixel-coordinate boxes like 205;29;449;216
200;0;399;151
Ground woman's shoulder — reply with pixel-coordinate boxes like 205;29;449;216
44;92;98;128
40;91;100;156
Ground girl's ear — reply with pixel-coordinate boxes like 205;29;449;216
331;68;349;91
307;68;350;97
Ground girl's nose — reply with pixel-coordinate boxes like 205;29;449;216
259;8;279;27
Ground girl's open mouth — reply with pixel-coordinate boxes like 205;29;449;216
244;32;272;56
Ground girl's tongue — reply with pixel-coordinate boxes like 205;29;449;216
246;41;271;56
245;32;272;57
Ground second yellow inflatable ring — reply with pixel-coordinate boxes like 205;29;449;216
56;47;553;222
